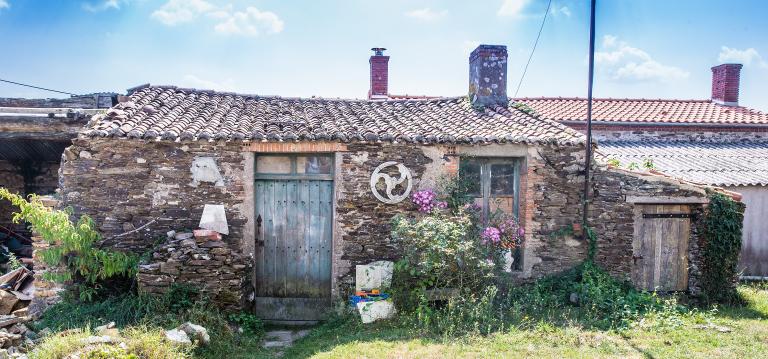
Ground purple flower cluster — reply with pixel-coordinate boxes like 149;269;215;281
481;217;525;247
411;189;447;213
499;218;525;239
481;227;502;244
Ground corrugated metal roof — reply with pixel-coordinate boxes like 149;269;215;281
598;141;768;186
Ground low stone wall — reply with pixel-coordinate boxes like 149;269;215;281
137;233;248;308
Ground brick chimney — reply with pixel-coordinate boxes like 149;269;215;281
711;63;743;106
469;45;508;108
369;48;389;100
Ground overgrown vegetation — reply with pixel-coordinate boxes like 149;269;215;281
30;326;193;359
0;189;137;301
283;284;768;359
387;176;708;339
701;191;745;304
32;285;266;359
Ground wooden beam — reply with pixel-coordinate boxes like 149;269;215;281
625;196;709;204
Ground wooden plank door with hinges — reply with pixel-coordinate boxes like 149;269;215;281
632;204;691;291
253;155;334;321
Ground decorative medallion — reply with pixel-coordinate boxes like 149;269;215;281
370;161;413;204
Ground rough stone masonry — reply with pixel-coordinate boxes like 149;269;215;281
58;134;714;309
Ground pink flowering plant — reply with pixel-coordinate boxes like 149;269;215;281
411;189;448;213
392;178;525;305
482;213;525;249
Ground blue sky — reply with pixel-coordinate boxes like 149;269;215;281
1;0;767;111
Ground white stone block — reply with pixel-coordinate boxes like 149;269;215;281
356;300;396;324
199;204;229;235
355;260;393;292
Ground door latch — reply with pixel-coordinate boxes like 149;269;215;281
256;215;264;247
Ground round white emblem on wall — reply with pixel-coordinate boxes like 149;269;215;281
370;161;413;204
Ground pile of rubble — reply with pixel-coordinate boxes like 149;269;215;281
0;267;39;358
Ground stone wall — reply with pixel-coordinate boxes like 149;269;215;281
0;161;25;232
334;143;437;292
60;138;248;253
0;160;58;233
58;137;715;310
137;233;248;308
588;168;707;289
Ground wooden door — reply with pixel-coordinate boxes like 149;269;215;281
254;155;334;321
632;204;690;291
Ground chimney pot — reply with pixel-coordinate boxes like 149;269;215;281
711;63;743;106
469;45;508;108
369;47;389;100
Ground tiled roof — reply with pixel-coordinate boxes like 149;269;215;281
85;86;584;145
598;141;768;186
516;97;768;125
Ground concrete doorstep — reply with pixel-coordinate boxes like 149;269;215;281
262;329;311;350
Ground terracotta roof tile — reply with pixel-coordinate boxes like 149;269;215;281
516;97;768;125
86;86;584;145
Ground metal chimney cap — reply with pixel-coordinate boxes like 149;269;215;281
371;48;387;56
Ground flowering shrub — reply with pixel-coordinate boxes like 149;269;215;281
411;189;447;213
481;227;501;244
391;211;497;293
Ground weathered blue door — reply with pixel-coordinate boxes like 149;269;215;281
254;155;334;321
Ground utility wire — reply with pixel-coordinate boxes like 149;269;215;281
0;78;80;96
513;0;553;98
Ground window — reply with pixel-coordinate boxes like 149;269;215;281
255;154;334;179
297;156;333;174
460;157;523;270
256;156;292;174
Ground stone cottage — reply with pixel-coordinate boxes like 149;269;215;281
58;45;716;321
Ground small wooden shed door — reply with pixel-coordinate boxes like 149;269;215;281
253;155;334;321
632;204;690;291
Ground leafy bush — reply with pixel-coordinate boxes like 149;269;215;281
228;312;265;337
701;191;745;304
0;189;137;300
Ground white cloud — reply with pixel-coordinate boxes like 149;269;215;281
718;46;768;68
0;0;10;11
182;75;237;92
151;0;283;37
497;0;529;17
213;7;284;37
595;35;689;82
151;0;214;26
551;5;571;17
405;7;447;22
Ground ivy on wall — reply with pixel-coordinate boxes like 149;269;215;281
701;191;745;303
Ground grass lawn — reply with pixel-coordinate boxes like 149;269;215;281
273;285;768;359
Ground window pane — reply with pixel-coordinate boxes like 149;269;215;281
490;163;515;195
256;156;291;174
297;156;333;174
459;159;482;196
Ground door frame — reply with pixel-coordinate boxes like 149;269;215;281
250;153;338;320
